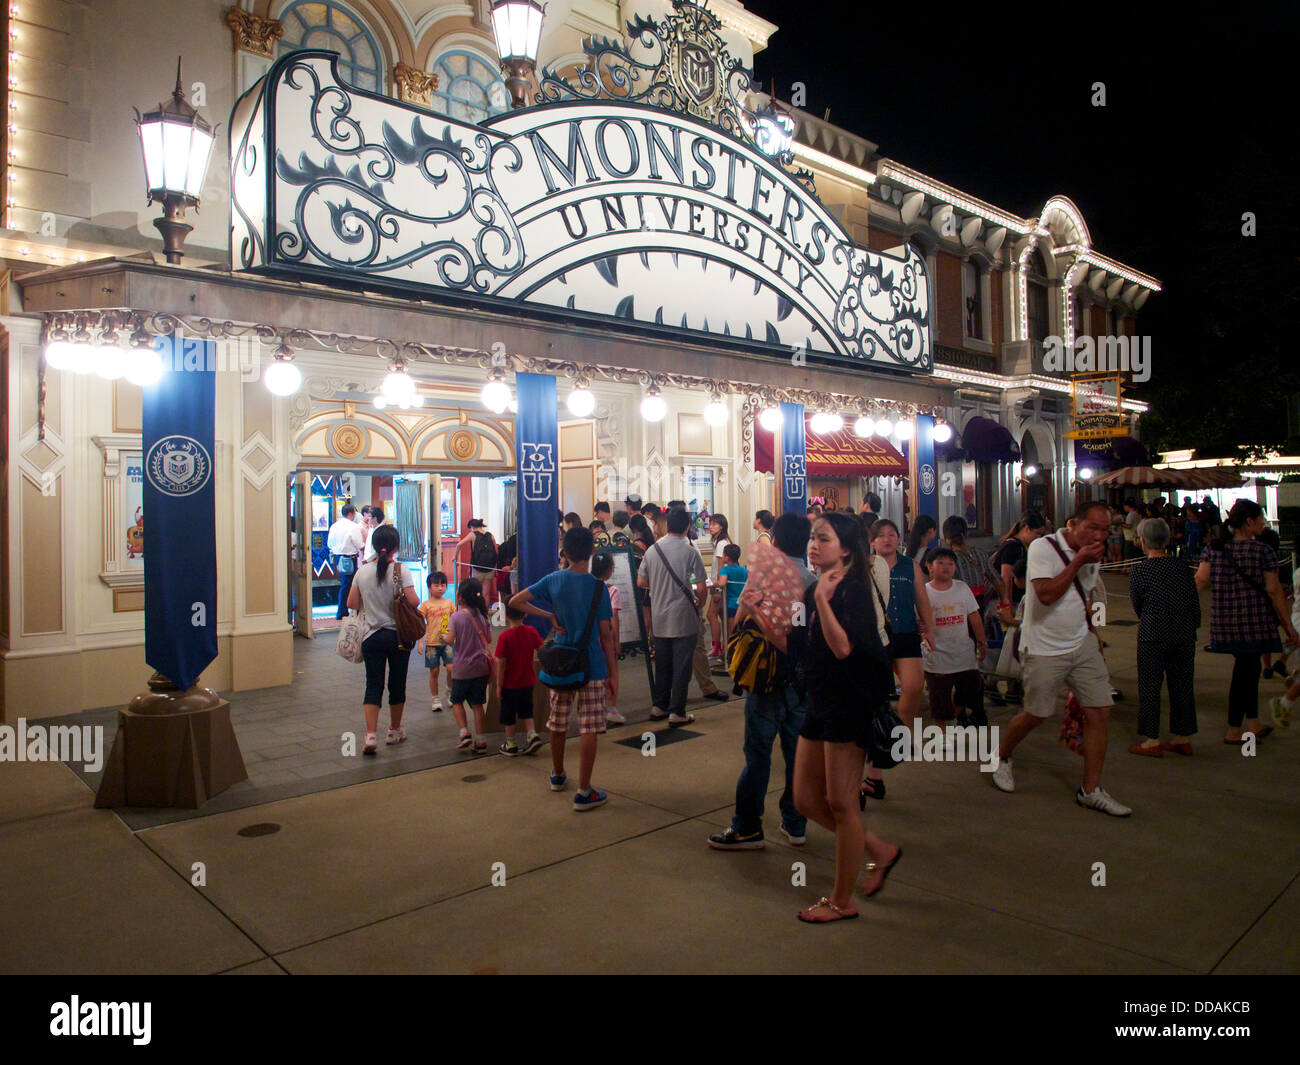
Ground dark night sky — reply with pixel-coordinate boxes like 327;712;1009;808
745;0;1297;408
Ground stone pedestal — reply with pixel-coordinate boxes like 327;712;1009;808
95;674;247;809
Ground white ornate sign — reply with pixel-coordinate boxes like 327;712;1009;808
231;9;930;371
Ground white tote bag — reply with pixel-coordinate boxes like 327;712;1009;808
336;610;367;664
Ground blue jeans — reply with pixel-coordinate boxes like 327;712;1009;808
335;555;357;619
732;686;806;837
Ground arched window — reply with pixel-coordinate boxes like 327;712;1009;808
277;1;384;93
430;49;510;124
962;259;985;340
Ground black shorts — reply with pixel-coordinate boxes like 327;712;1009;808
499;686;535;725
925;670;984;721
800;697;870;748
450;675;489;707
889;631;923;660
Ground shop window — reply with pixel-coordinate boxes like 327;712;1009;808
430;49;510;124
963;260;985;340
277;0;385;93
959;460;994;537
1027;281;1049;343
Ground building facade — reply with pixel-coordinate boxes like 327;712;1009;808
1;0;1159;719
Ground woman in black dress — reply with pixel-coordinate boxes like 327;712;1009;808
791;512;901;922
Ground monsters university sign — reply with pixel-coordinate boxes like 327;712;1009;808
231;2;931;371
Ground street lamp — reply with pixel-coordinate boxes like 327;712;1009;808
134;59;216;265
754;99;795;157
490;0;545;109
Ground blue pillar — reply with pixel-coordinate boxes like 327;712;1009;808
514;373;558;632
780;401;807;515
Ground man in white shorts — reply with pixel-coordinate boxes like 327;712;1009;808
988;500;1131;816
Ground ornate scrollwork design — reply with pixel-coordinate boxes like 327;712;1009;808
269;56;524;291
830;242;930;369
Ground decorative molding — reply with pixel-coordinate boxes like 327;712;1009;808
393;62;438;107
226;7;284;60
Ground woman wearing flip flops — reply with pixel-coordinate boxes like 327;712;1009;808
790;512;902;923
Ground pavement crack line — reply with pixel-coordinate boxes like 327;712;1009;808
1208;865;1300;973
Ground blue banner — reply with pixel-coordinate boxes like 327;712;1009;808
514;373;559;633
916;414;938;522
780;401;807;516
142;336;218;690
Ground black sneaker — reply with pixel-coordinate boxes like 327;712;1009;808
707;828;765;850
704;690;729;701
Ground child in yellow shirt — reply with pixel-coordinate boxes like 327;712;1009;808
417;571;455;712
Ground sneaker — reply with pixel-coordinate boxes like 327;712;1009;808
549;772;567;791
472;741;488;756
573;788;607;811
431;699;443;713
362;733;378;756
522;733;545;754
1270;697;1292;728
605;707;627;725
385;727;406;745
991;758;1014;793
669;712;695;727
499;741;521;757
708;827;765;850
710;643;723;659
1076;786;1132;817
779;825;806;847
648;709;670;721
457;732;472;750
703;690;729;701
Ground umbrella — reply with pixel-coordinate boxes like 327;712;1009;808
1091;466;1194;488
742;541;806;637
1171;467;1245;489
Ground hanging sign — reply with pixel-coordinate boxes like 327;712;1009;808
232;44;931;371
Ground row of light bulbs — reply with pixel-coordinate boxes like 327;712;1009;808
43;338;165;386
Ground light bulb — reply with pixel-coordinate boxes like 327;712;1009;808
874;417;893;437
125;347;164;387
825;413;844;432
382;368;415;403
703;399;729;426
373;395;388;410
567;387;596;417
1079;467;1094;481
1024;464;1039;477
43;340;78;370
508;398;518;413
264;359;302;396
759;406;783;432
933;421;953;443
894;419;914;441
641;393;668;422
481;378;511;413
809;412;833;434
94;343;126;380
854;416;874;438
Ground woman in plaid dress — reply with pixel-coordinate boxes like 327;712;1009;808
1195;500;1299;743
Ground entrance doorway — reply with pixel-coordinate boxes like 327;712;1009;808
288;468;517;636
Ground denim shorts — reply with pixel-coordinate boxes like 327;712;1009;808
450;674;489;707
424;645;453;669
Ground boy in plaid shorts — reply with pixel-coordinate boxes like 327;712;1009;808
510;526;618;811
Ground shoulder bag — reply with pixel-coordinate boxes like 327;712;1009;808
652;541;703;632
869;560;894;641
392;563;427;650
336;608;367;664
538;580;605;691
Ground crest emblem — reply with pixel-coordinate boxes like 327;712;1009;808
146;435;212;498
920;463;936;495
678;43;716;104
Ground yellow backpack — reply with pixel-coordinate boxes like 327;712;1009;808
726;617;782;694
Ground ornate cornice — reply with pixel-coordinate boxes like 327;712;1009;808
227;7;284;60
393;63;438;107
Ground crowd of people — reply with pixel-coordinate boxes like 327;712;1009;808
336;487;1298;924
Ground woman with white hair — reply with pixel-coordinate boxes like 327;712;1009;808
1128;518;1200;756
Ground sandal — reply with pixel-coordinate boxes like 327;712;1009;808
797;897;859;923
859;778;886;810
859;846;903;899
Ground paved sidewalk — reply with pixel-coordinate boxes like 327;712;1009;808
1;575;1298;973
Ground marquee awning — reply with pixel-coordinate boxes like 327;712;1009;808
961;416;1019;464
756;416;908;477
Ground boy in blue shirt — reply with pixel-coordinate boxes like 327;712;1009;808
510;526;617;811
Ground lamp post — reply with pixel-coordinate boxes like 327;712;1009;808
134;59;216;264
490;0;545;109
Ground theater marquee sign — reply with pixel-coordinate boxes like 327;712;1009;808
231;3;930;372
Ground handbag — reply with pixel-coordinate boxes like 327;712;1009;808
392;563;426;650
867;698;906;769
336;610;366;664
538;581;605;690
1059;691;1086;754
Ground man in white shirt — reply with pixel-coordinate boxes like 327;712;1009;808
988;500;1131;816
327;503;365;619
363;505;386;563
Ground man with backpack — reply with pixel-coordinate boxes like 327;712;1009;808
458;519;500;606
708;513;816;850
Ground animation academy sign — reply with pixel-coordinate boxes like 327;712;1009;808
232;53;931;371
